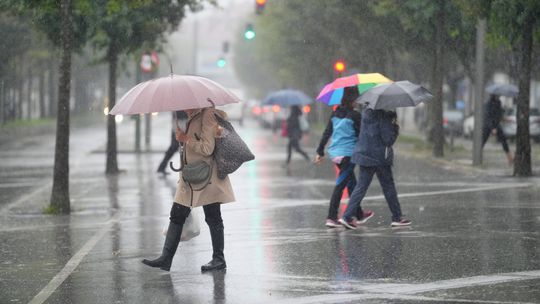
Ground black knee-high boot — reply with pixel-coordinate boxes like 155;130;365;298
201;225;226;272
142;204;189;271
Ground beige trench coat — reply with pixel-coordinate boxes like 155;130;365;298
174;108;236;207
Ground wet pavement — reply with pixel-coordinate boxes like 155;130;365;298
1;114;540;304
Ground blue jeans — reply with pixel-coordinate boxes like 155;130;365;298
342;165;403;222
327;157;359;220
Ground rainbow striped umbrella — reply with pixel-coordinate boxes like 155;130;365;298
316;73;392;106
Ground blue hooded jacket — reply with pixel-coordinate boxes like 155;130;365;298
316;106;361;159
351;109;399;167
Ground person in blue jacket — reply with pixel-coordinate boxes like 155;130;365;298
339;108;411;228
315;86;373;228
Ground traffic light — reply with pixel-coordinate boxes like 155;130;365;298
222;41;229;53
334;60;346;73
256;0;266;15
244;23;255;40
217;57;226;68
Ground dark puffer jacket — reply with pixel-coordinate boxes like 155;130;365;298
351;109;399;167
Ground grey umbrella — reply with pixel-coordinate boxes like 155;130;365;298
485;83;518;98
358;81;433;110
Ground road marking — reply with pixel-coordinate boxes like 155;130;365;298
288;293;538;304
27;213;119;304
229;183;532;211
0;181;52;214
0;182;38;188
283;269;540;303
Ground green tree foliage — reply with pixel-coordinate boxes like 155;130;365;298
487;0;540;176
235;0;405;98
1;0;89;213
237;0;476;157
85;0;205;174
0;15;31;79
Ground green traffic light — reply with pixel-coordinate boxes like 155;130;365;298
244;23;255;40
244;30;255;40
217;58;226;68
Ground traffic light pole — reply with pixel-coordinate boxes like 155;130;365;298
192;18;198;75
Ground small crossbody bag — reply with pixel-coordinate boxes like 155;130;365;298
169;111;213;191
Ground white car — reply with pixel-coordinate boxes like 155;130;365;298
462;108;540;141
463;115;475;138
501;107;540;141
219;102;245;124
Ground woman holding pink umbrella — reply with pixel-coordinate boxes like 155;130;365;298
110;75;241;272
142;107;235;272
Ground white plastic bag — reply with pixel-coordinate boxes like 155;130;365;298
162;208;201;242
299;116;310;132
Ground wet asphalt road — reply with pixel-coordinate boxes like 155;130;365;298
1;114;539;304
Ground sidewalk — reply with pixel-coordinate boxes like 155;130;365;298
398;130;540;179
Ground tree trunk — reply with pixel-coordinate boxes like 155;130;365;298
513;14;533;177
0;78;4;124
430;0;445;157
27;64;33;120
50;0;73;213
39;69;45;119
106;43;119;174
48;55;57;118
17;56;23;120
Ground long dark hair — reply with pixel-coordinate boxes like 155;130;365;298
341;86;359;109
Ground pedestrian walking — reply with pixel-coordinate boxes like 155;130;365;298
143;107;235;272
285;105;310;166
482;94;514;165
315;86;368;228
157;111;187;175
339;108;411;228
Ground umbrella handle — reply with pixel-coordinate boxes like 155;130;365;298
207;98;215;108
169;144;184;172
169;161;182;172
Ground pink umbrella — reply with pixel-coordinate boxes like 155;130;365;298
109;74;241;115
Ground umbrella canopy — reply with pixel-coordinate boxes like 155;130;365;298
263;89;312;106
109;74;240;115
358;81;433;110
485;83;518;98
316;73;392;106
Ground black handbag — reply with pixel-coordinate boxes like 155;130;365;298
214;114;255;179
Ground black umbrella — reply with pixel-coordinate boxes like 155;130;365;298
358;81;433;110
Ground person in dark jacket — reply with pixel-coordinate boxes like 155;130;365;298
157;111;187;174
285;105;310;165
482;95;514;165
315;86;372;228
339;108;411;228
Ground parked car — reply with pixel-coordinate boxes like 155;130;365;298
463;115;474;138
443;110;464;136
220;102;246;125
501;107;540;141
462;108;540;142
256;104;288;131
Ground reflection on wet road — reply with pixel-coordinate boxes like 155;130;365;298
1;116;539;303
